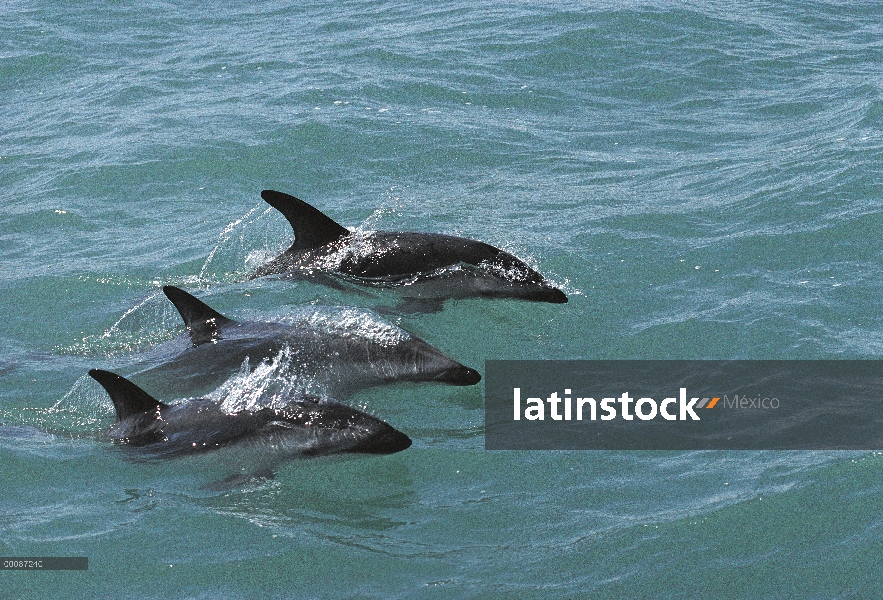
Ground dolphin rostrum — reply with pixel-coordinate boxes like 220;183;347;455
89;369;412;460
249;190;568;308
130;286;480;399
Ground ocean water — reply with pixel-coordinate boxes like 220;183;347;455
3;1;883;597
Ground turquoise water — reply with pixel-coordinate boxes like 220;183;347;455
3;1;883;597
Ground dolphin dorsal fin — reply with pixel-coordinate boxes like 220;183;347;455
88;369;169;421
162;286;235;346
261;190;350;251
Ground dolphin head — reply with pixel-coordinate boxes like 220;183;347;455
296;400;412;454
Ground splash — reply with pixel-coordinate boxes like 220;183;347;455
199;204;291;283
273;306;412;346
57;289;183;356
355;188;409;232
33;374;115;435
210;345;313;413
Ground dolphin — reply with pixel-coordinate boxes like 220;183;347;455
130;286;480;399
249;190;568;309
88;369;411;465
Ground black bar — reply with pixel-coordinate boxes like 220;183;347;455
1;557;88;570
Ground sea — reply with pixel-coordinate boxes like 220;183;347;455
2;1;883;598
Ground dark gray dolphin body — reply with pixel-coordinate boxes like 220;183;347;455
249;190;567;308
131;286;480;399
89;369;411;460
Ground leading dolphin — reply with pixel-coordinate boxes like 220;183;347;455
130;286;480;399
249;190;567;309
89;369;410;468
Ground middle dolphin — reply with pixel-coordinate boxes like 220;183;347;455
130;286;480;399
249;190;568;310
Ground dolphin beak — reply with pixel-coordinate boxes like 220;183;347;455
548;287;568;303
435;364;482;386
532;286;568;304
350;427;413;454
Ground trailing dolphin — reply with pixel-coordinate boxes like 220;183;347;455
130;286;480;399
249;190;567;309
89;369;410;465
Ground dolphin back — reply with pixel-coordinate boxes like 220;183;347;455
261;189;350;251
163;286;236;346
88;369;169;421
